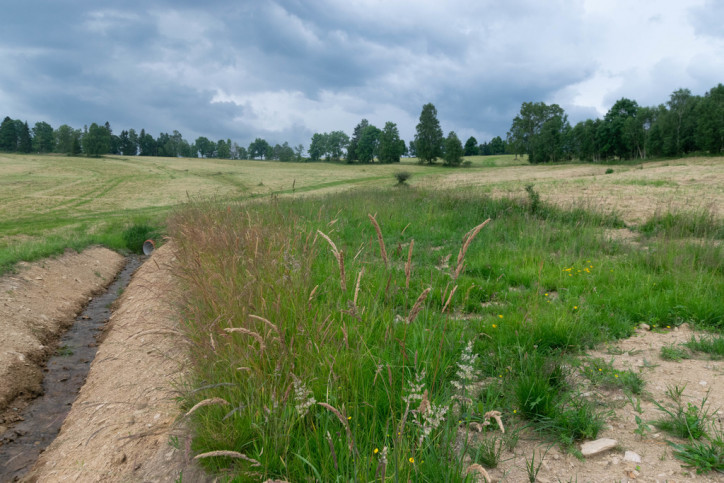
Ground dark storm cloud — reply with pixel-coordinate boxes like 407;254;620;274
1;0;721;149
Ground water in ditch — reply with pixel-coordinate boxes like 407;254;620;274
0;256;143;481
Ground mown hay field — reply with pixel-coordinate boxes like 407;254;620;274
1;153;722;273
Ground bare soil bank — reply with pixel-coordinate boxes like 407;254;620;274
23;243;208;482
0;247;125;433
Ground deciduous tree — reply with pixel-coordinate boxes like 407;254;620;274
378;122;404;163
82;122;111;157
32;121;54;152
443;131;463;166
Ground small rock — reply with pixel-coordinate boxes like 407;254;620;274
639;323;650;330
611;457;620;465
699;380;707;387
624;451;641;463
624;468;640;479
113;453;127;465
581;438;618;456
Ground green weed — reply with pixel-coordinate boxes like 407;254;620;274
660;344;691;362
685;335;724;359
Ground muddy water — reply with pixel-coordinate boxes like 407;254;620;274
0;256;143;481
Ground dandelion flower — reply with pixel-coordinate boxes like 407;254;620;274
409;457;415;464
492;324;497;328
498;314;503;319
374;448;379;454
615;374;619;378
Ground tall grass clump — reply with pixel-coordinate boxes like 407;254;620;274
170;188;724;480
640;209;724;240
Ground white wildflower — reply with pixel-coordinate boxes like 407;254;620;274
403;370;426;404
451;341;479;391
418;398;448;444
292;376;316;417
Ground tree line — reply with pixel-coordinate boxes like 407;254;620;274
507;83;724;163
0;119;307;161
2;83;720;164
0;102;500;166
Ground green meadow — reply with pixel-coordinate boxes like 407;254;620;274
2;153;723;479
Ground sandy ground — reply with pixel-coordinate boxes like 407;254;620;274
23;243;209;482
0;247;125;433
468;324;724;482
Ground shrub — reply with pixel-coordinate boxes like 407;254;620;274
394;171;412;185
122;223;156;253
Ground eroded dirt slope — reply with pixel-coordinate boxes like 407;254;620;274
0;247;125;433
24;242;209;482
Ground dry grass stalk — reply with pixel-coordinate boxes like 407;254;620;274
128;328;184;340
405;239;414;289
441;285;458;313
353;268;364;308
308;284;318;303
194;450;261;467
483;410;505;433
318;402;358;456
185;397;230;417
465;463;492;482
454;218;491;280
249;314;279;334
326;431;339;471
367;213;389;268
224;327;266;350
407;287;431;323
317;229;347;291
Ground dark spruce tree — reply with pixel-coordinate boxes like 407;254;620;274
414;103;444;164
464;136;479;156
16;120;32;153
0;116;17;151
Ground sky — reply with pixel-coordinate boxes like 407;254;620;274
1;0;722;150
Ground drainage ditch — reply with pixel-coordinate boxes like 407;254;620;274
0;256;143;481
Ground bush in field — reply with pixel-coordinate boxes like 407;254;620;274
394;171;412;185
122;223;156;253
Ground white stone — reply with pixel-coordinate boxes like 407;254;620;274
580;438;618;456
624;451;641;463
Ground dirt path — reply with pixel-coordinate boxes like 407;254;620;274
23;243;208;482
0;247;125;433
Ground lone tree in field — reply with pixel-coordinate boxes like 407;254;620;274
443;131;464;166
414;103;444;164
